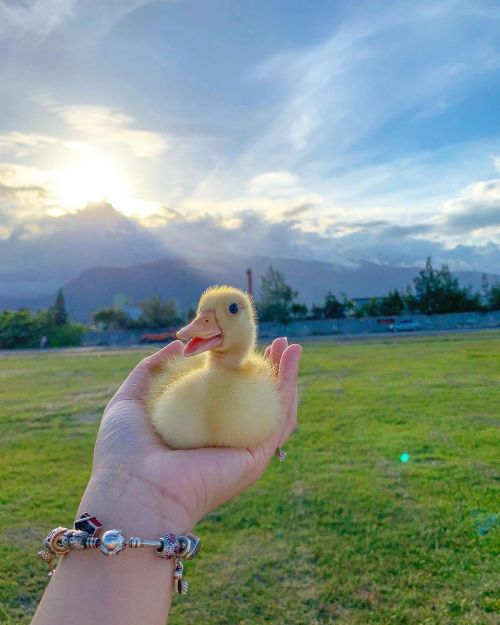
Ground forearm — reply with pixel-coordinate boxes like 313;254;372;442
32;469;192;625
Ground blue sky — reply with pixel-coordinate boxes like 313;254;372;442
1;0;500;272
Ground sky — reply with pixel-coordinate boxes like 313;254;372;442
1;0;500;272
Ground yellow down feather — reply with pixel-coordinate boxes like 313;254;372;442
146;286;281;449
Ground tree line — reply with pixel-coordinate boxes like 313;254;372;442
1;257;499;348
92;295;183;330
0;290;84;349
257;259;500;324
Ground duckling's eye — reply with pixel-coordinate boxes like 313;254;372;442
228;303;239;315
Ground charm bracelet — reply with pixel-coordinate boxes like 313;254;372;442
38;513;201;595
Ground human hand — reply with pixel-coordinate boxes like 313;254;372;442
80;337;302;535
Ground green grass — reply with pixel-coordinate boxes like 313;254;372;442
0;333;499;624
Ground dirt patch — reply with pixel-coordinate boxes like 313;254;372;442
6;526;44;546
71;411;102;424
68;387;116;402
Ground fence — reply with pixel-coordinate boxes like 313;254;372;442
81;311;500;346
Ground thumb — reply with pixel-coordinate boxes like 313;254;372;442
105;340;184;412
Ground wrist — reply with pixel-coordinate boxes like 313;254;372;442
80;467;193;537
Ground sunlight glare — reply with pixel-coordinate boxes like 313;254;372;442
53;149;130;211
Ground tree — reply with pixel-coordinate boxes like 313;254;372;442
379;289;404;316
290;303;308;320
258;266;299;324
93;308;132;330
52;289;68;326
0;309;34;348
341;293;355;317
411;258;481;314
487;283;500;311
0;308;83;349
139;295;181;328
323;291;345;318
310;304;325;320
362;298;381;317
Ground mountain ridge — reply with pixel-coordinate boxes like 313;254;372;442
2;254;497;321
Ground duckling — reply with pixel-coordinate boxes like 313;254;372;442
146;285;281;449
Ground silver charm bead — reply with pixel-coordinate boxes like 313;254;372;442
99;529;127;556
85;536;101;549
62;530;89;551
157;533;177;559
176;534;201;560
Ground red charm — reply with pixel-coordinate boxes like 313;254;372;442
74;512;103;536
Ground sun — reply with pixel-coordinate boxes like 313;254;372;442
52;147;131;212
49;145;163;221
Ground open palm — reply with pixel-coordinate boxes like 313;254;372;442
91;337;302;530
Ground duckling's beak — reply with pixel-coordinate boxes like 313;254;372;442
177;310;223;357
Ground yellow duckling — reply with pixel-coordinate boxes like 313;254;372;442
146;285;281;449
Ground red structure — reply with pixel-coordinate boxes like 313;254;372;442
140;329;178;343
246;268;253;297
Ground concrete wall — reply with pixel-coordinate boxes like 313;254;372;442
82;311;500;346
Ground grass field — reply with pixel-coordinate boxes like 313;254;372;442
0;333;499;624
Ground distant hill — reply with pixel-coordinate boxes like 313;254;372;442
0;201;170;301
9;254;497;322
61;257;210;320
2;203;498;320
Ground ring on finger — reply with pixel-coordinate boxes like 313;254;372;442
275;448;287;462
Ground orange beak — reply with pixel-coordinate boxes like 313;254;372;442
177;310;223;356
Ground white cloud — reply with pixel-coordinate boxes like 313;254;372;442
0;0;77;38
0;162;49;188
247;171;301;196
245;1;500;170
0;131;59;156
0;0;172;40
442;178;500;236
150;206;500;273
0;163;56;227
53;105;168;158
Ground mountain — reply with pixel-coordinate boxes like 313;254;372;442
1;203;498;319
187;254;497;304
16;254;499;322
61;257;210;320
0;202;170;303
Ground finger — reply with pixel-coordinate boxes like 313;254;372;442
278;386;298;446
278;343;302;391
251;343;302;460
264;345;271;359
143;340;184;374
270;336;288;368
205;343;302;491
106;340;183;409
276;344;302;447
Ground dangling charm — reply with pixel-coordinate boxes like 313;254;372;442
177;578;189;595
173;558;189;594
38;548;57;576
